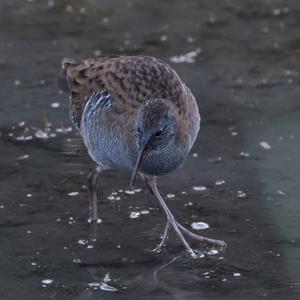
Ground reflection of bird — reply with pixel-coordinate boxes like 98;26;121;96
58;55;225;257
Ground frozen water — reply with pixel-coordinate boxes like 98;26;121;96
68;192;79;196
50;102;60;108
170;48;201;63
35;130;49;139
191;222;210;230
129;211;140;219
41;279;53;285
260;141;271;150
193;185;207;191
167;193;175;198
215;180;225;186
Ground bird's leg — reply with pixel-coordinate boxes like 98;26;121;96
146;176;198;258
87;166;102;224
151;221;170;252
145;176;226;257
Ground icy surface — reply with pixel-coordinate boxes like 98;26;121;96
191;222;210;230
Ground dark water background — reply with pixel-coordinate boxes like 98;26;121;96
0;0;299;299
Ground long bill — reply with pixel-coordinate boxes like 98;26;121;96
130;138;149;188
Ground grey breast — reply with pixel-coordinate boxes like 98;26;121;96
80;90;136;169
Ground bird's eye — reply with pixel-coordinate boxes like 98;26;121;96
155;129;163;137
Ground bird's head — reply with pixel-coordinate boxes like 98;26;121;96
130;98;178;186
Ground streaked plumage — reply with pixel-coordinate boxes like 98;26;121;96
59;56;200;174
58;55;225;257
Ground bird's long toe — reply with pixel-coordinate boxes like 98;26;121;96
176;221;227;249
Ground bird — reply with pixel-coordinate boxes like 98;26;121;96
58;55;226;257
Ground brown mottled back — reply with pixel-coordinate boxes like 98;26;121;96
58;56;186;124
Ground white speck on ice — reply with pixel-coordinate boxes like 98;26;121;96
207;249;219;255
237;190;247;198
41;279;53;285
187;36;195;43
94;49;102;57
273;8;281;16
259;141;271;150
140;210;150;215
277;190;286;195
193;186;206;191
73;258;82;263
18;121;25;127
125;190;135;195
47;0;55;8
262;26;269;33
78;239;88;245
56;126;72;133
160;35;168;42
192;153;198;157
27;194;32;197
79;7;87;14
231;131;238;136
167;193;175;199
102;17;110;24
35;129;49;139
129;211;140;219
68;192;79;196
170;48;201;64
87;217;102;224
50;102;60;108
215;180;225;186
240;152;250;158
16;135;33;141
107;195;115;200
66;5;73;12
134;188;142;193
191;222;210;230
17;154;29;160
233;272;241;277
14;79;21;86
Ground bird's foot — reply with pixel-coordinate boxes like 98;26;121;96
167;219;226;258
144;176;226;258
175;221;227;249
